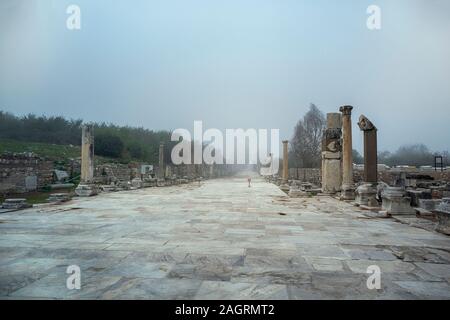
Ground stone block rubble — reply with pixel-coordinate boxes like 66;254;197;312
267;105;450;236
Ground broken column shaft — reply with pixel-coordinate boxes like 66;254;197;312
355;115;378;207
80;125;94;183
321;113;342;194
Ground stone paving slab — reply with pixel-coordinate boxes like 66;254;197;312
1;175;450;299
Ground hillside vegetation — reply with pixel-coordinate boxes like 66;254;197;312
0;111;175;164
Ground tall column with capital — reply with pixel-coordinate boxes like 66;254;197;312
340;106;355;200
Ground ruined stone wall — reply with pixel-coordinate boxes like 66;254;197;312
289;168;322;185
289;167;449;187
94;163;134;184
0;153;53;193
353;169;450;185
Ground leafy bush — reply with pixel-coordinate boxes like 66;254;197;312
95;134;124;158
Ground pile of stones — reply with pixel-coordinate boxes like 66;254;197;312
1;198;32;210
47;193;71;203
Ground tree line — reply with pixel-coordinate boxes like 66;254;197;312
0;111;175;164
1;109;447;167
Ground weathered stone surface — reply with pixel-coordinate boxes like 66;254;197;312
74;184;98;197
381;187;415;215
419;199;442;211
1;175;450;299
407;189;432;207
47;193;71;203
355;183;378;207
321;113;342;194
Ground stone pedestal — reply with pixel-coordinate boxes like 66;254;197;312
131;178;143;189
418;199;442;211
289;182;313;198
407;189;432;207
75;184;98;197
381;187;415;215
47;193;71;203
100;185;118;192
434;198;450;235
341;185;355;201
288;185;304;197
280;184;290;193
355;183;378;207
1;198;32;210
321;113;342;194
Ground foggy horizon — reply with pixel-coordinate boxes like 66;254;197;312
1;0;450;153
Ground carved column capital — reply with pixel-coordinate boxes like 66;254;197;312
358;115;377;131
339;105;353;116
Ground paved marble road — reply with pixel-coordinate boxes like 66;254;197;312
1;175;450;299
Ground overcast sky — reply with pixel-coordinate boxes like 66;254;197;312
1;0;449;152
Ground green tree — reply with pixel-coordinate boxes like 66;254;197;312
95;134;124;158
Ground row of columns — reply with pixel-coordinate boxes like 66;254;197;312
318;106;378;204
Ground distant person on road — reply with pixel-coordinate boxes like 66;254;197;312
248;177;252;188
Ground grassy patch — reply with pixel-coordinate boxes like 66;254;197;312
0;187;76;205
0;192;49;205
0;138;122;164
0;139;80;160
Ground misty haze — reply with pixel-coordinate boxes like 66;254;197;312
1;0;450;306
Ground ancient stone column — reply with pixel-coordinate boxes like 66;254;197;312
360;116;377;184
282;140;289;183
80;125;94;183
158;142;165;179
339;106;355;200
321;113;342;194
355;115;378;206
75;125;98;196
